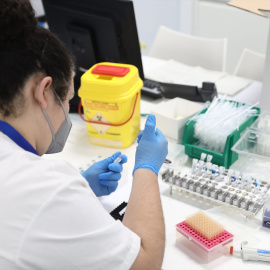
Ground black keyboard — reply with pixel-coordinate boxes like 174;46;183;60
141;79;217;102
141;78;163;99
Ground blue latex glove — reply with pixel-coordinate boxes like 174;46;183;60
81;152;127;197
133;114;168;176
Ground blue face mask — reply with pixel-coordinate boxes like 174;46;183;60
37;88;72;154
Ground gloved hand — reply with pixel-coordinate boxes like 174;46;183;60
81;151;127;197
133;114;168;176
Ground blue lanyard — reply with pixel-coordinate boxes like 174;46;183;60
0;120;38;155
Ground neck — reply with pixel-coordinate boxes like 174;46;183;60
0;75;56;156
4;115;36;148
0;107;51;156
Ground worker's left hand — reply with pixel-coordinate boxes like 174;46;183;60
81;151;128;197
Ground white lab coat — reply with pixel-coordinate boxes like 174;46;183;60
0;132;140;270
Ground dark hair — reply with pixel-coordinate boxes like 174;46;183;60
0;0;75;117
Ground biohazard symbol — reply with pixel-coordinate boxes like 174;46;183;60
91;113;110;134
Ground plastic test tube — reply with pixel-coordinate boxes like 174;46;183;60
241;178;246;190
232;179;238;188
225;175;231;185
197;160;204;176
114;154;123;163
254;183;259;194
192;159;198;175
219;166;225;175
206;161;212;172
200;153;207;161
206;154;213;162
211;164;217;174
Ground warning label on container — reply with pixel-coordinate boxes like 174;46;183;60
90;113;111;135
84;100;119;111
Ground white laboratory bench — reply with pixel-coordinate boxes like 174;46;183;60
45;113;269;270
45;57;270;269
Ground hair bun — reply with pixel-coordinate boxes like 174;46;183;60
0;0;37;49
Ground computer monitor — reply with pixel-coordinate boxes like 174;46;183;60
42;0;145;112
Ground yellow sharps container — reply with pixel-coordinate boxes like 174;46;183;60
78;62;142;148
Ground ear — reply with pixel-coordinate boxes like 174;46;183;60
35;77;53;109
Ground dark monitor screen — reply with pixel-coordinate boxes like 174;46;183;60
42;0;144;111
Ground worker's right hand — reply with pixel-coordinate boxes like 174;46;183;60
133;114;168;176
81;152;127;197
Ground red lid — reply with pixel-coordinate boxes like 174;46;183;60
92;64;130;77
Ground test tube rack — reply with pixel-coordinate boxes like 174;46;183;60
161;156;270;216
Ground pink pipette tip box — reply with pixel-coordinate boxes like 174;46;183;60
176;221;234;252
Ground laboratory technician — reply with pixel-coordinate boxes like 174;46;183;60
0;0;168;269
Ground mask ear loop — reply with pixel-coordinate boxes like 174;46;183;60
35;84;56;142
52;89;69;119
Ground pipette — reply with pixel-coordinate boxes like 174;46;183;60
230;241;270;263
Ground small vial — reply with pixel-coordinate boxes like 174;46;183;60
206;154;213;162
205;161;212;172
192;159;198;175
211;164;218;175
219;166;225;175
114;154;123;163
246;179;252;192
254;183;259;194
232;179;238;188
197;160;204;176
225;176;231;185
200;153;207;161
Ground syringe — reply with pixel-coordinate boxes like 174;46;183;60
230;241;270;263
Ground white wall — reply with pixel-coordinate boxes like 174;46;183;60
193;0;269;73
133;0;193;55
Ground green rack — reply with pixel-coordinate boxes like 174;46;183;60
182;101;260;169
